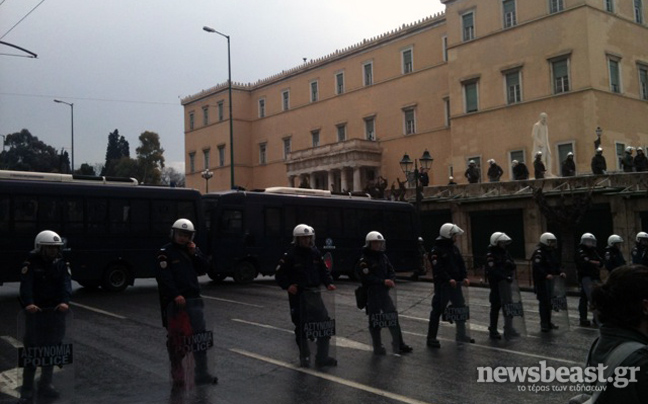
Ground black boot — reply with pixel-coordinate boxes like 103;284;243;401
488;327;502;340
369;327;386;355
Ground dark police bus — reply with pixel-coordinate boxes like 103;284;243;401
0;170;202;291
202;187;422;283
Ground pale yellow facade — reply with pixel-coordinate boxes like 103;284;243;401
183;0;648;193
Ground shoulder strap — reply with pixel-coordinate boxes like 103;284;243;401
586;340;645;403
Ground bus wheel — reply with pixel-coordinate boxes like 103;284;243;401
233;262;257;284
102;264;130;292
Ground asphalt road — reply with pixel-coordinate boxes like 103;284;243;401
0;277;599;404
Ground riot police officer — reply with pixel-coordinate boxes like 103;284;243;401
155;218;217;389
276;224;337;367
534;152;546;179
631;232;648;266
604;234;626;272
575;233;604;327
531;232;565;332
19;230;72;403
465;160;480;183
591;147;607;175
485;232;519;340
356;231;412;355
427;223;474;348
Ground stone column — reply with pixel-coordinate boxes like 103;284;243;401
341;168;348;193
288;175;296;187
328;171;335;192
353;167;362;192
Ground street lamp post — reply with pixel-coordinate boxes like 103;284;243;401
399;150;434;215
201;169;214;193
54;99;74;173
594;126;603;151
203;26;235;190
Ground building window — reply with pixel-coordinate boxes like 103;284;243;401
311;130;320;147
608;57;622;93
365;117;375;140
444;97;451;127
404;109;416;135
258;98;266;118
605;0;615;13
363;62;373;86
639;65;648;100
442;36;448;62
189;152;196;173
551;57;570;94
283;138;291;160
218;146;225;167
463;80;479;113
336;72;345;94
635;0;644;24
217;101;224;122
505;70;522;104
203;149;211;169
189;112;195;130
259;143;267;165
402;48;413;74
549;0;564;14
282;90;290;111
557;142;574;168
310;81;319;102
203;106;209;126
616;142;626;170
337;125;346;142
462;12;475;41
503;0;517;28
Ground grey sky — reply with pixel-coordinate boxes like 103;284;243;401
1;0;445;172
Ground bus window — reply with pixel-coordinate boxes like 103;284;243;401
15;196;38;234
343;209;358;238
178;201;197;223
63;198;84;235
0;195;9;232
220;209;243;234
87;198;108;234
384;211;412;239
284;206;297;234
109;199;130;234
298;206;328;234
152;200;176;235
357;208;381;237
130;199;149;234
327;208;343;237
38;197;62;233
264;207;281;237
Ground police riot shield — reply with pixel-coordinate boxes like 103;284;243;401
549;276;570;332
367;286;404;355
166;298;217;391
299;287;336;367
16;308;74;404
499;279;527;340
442;284;473;344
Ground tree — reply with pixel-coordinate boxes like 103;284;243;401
101;129;130;176
111;156;139;180
1;129;66;173
76;163;96;176
161;167;185;187
136;131;165;185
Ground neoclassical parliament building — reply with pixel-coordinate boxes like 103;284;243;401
182;0;648;194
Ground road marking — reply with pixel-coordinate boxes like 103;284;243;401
231;319;373;351
230;348;433;404
403;331;579;365
202;295;264;308
0;335;21;348
69;302;127;319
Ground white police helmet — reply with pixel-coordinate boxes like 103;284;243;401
539;232;557;246
637;147;644;153
488;159;495;165
365;231;386;249
607;234;623;247
635;231;648;242
171;218;195;240
536;151;543;156
34;230;64;252
469;160;476;165
512;160;519;165
580;233;597;247
625;146;634;153
567;152;574;157
293;224;314;237
490;232;512;247
440;223;464;239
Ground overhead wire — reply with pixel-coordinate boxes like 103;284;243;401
0;0;47;40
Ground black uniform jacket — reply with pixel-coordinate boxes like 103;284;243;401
531;245;561;285
575;244;603;281
20;251;72;308
604;246;626;272
275;245;332;290
485;245;516;284
355;247;395;286
429;238;467;285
